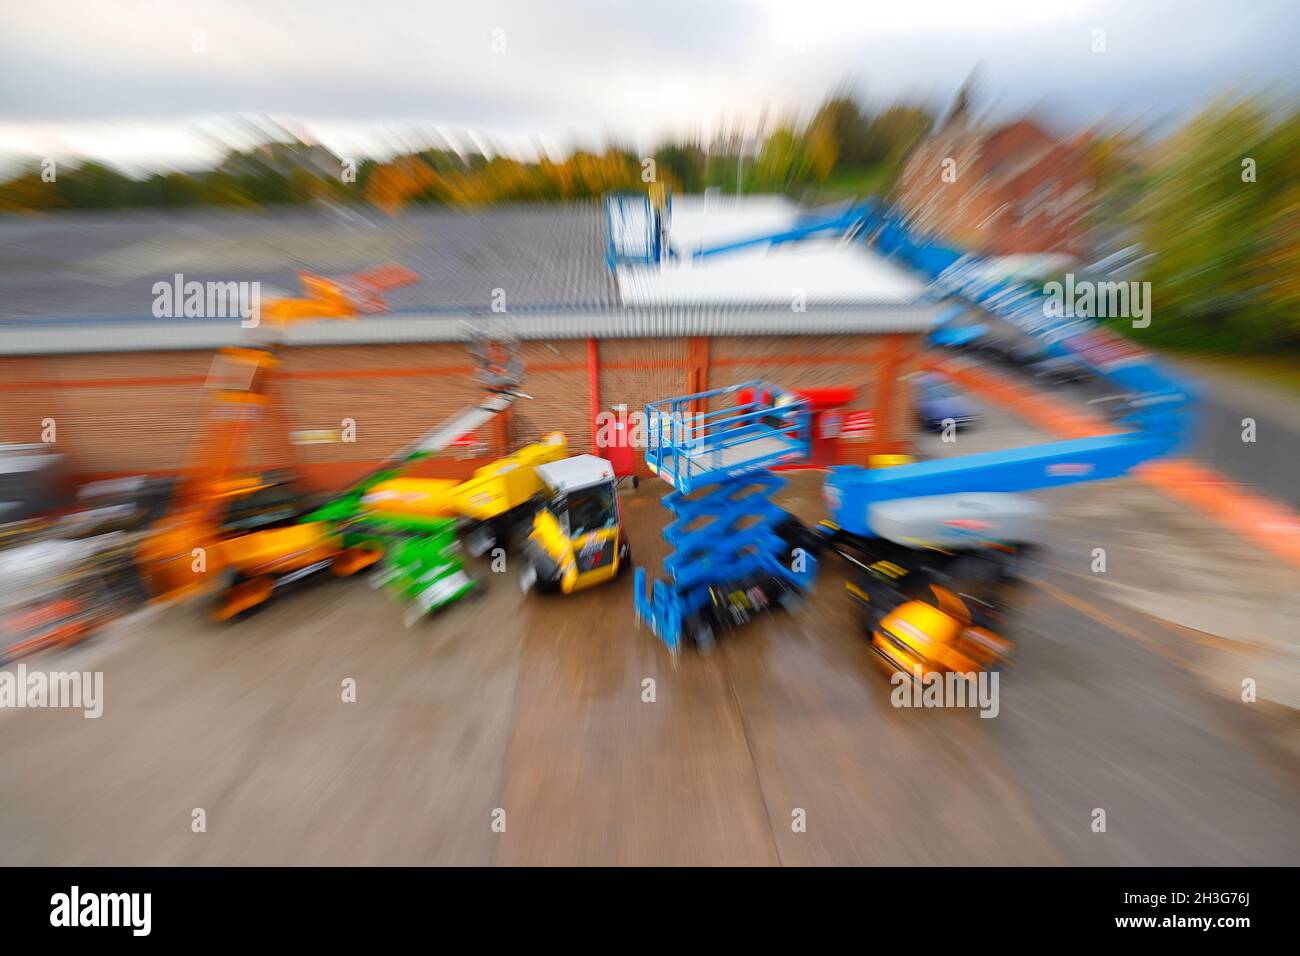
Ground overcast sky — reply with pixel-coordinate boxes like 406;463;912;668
1;0;1296;173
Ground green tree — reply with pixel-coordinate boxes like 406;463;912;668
653;143;706;192
810;94;871;165
1136;98;1300;351
751;126;804;191
52;162;136;209
864;105;933;166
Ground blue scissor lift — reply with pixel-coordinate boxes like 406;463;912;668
633;381;818;656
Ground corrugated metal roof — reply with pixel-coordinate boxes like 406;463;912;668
0;204;620;320
0;201;941;356
0;304;937;355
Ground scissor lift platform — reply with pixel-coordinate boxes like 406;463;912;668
636;382;817;655
644;381;811;494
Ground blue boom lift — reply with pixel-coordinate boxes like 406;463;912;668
622;193;1196;659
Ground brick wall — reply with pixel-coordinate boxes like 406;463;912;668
1;331;919;488
1;351;211;473
508;339;590;450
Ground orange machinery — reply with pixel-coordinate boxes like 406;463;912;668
136;264;418;614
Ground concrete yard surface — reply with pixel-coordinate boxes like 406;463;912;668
1;471;1296;866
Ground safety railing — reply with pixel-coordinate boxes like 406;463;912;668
644;381;811;493
604;192;656;270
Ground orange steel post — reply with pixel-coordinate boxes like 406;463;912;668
587;337;601;453
870;334;907;461
686;336;709;417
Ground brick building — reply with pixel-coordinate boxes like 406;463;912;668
895;118;1094;257
0;201;935;488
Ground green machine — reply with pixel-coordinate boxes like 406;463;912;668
303;332;526;622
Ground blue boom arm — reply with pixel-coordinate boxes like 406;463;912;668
826;206;1196;534
690;203;874;261
824;430;1179;535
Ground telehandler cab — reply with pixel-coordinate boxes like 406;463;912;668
521;454;629;594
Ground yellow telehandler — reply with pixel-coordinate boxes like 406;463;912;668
362;433;631;595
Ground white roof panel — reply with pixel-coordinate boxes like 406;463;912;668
616;193;927;307
618;238;927;307
536;455;615;492
664;194;804;254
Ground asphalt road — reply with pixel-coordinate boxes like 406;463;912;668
1;434;1296;864
1177;367;1300;510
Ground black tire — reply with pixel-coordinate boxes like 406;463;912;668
533;566;562;595
997;545;1031;583
694;622;716;655
773;514;825;557
861;600;886;633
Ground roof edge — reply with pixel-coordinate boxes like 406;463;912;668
0;305;938;356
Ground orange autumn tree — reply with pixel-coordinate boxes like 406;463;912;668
364;155;441;214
